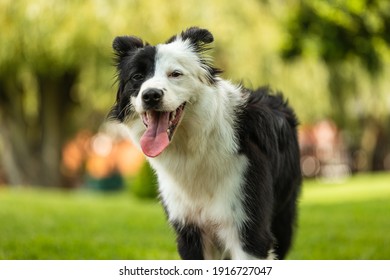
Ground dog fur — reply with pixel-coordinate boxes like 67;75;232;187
109;27;302;260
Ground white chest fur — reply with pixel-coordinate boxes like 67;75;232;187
151;150;248;223
149;148;250;259
125;79;257;258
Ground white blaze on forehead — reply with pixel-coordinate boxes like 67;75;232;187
135;38;211;114
137;40;196;101
155;39;203;77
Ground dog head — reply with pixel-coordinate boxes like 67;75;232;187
110;27;221;157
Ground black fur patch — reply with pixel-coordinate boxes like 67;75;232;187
113;36;144;61
180;27;214;46
110;37;157;121
236;87;302;259
171;222;204;260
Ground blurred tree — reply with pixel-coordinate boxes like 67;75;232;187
282;0;390;170
0;0;110;186
283;0;390;72
3;0;387;186
0;0;274;186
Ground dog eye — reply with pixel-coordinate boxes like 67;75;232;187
131;73;144;81
168;70;183;78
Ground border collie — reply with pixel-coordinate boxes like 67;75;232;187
109;27;302;260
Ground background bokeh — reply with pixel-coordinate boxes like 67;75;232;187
0;0;389;260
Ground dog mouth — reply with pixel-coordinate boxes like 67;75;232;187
140;103;186;157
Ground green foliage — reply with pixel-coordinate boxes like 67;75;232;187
283;0;390;73
0;0;304;124
1;0;390;127
131;162;158;199
281;0;390;155
1;0;390;185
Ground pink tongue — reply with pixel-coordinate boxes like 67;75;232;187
140;111;170;157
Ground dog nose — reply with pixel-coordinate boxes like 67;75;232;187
142;88;164;108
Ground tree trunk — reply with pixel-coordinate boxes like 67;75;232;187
37;71;78;187
0;70;78;187
0;78;41;185
38;78;63;186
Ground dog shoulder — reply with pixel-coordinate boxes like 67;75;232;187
238;86;299;155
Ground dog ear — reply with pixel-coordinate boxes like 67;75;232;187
180;27;214;46
176;27;221;84
112;36;144;59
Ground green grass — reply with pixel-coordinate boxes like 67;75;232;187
289;172;390;260
0;190;177;259
0;172;389;260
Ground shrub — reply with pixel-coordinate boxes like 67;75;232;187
131;161;158;199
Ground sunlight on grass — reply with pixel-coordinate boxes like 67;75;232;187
301;173;390;204
0;172;389;260
0;189;178;260
289;172;390;260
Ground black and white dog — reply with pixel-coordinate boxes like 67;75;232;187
109;27;302;260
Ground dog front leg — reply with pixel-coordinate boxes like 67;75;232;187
172;222;204;260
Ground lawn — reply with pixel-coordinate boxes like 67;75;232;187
0;190;177;259
0;172;389;260
289;172;390;259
